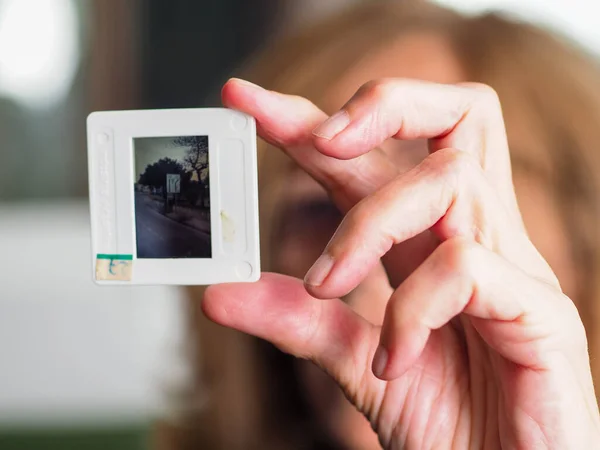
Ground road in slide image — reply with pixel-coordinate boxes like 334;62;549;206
134;192;211;258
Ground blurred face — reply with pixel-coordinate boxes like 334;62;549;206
270;31;576;450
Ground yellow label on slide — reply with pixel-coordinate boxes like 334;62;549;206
95;255;133;281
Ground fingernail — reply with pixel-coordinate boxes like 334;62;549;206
304;254;335;287
372;345;388;378
231;78;264;90
312;110;350;140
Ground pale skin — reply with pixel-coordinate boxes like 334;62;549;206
202;74;600;449
270;33;577;449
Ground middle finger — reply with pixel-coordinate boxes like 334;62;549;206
304;148;559;300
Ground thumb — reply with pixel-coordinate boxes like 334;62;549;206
202;273;381;400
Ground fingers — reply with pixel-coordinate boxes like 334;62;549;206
311;78;515;208
305;148;558;299
222;78;398;211
373;237;583;380
222;78;325;150
312;79;467;156
224;76;518;216
202;273;381;395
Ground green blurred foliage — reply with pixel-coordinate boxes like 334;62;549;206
0;425;149;450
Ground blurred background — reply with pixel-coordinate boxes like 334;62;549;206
0;0;598;449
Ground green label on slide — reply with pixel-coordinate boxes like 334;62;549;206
96;254;133;260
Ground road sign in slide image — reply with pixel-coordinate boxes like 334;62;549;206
166;174;180;194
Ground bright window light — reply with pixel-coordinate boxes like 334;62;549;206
0;0;80;109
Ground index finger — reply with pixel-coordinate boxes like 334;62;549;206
221;78;398;212
222;78;517;213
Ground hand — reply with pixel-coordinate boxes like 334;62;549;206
203;78;600;449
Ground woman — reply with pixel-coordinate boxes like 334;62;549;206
165;3;600;449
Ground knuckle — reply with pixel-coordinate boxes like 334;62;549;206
465;82;502;113
341;195;399;257
291;95;315;114
464;82;500;100
424;148;481;182
345;200;374;233
360;78;395;102
436;237;480;277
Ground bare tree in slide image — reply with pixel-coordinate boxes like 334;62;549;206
174;136;209;182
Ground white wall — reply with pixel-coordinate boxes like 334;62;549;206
0;202;187;427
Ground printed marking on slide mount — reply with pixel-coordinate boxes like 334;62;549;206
96;254;133;281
